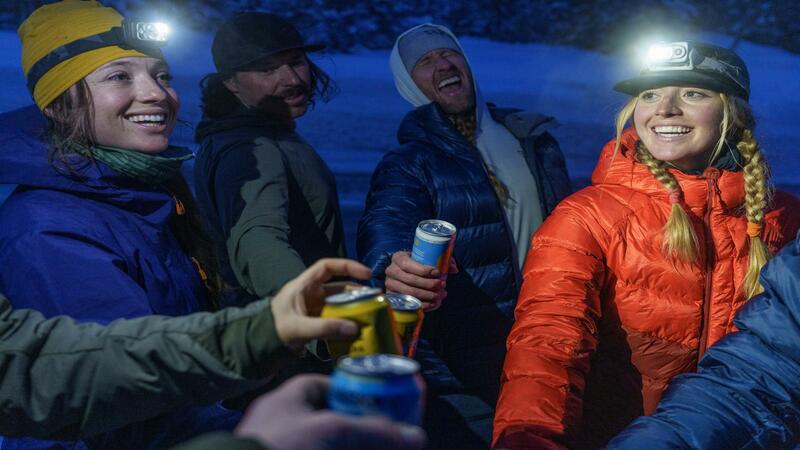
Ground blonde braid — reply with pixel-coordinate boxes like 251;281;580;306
636;142;699;262
738;129;773;298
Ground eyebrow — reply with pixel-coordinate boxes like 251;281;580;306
96;60;171;71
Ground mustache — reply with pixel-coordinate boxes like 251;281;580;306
276;84;310;99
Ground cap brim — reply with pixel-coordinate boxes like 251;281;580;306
231;43;326;71
613;71;748;100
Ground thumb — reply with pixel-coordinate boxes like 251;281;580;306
292;316;360;343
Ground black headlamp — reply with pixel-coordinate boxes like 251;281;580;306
614;41;751;100
26;19;169;94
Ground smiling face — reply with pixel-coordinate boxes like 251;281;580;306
410;48;475;115
82;57;178;154
633;86;725;171
223;49;312;120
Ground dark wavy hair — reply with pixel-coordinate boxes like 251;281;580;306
198;56;337;122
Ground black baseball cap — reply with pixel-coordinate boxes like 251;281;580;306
614;41;750;100
211;12;324;73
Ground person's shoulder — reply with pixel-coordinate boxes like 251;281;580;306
199;128;287;171
489;104;558;139
765;189;800;225
762;189;800;247
772;189;800;208
554;183;647;228
0;189;110;242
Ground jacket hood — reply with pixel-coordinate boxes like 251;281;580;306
0;105;178;218
390;24;490;128
194;106;293;143
593;128;746;211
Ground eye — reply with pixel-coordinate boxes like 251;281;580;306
291;58;308;68
684;90;708;99
107;72;130;82
639;90;658;101
156;71;173;85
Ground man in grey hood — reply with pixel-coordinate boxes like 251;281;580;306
357;24;572;448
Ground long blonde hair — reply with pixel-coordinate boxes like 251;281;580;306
613;93;772;298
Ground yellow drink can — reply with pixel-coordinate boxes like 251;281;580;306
321;287;402;358
386;293;424;358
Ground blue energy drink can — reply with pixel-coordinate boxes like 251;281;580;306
411;219;456;276
329;354;425;425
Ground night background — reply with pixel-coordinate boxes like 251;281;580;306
1;0;799;255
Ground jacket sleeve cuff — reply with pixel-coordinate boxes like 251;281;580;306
195;299;296;380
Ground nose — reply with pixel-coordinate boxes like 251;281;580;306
436;57;454;71
655;93;681;116
276;64;301;85
136;74;167;103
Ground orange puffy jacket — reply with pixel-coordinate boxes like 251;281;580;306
493;129;800;450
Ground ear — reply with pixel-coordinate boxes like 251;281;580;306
222;76;239;94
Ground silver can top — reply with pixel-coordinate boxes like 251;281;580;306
417;219;456;237
339;354;420;377
325;286;383;305
385;293;422;312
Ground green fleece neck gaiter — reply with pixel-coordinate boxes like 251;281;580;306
72;142;193;185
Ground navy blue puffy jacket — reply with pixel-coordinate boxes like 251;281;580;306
357;102;571;396
607;231;800;450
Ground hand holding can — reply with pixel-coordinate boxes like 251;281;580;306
321;287;402;359
411;220;457;279
328;354;426;426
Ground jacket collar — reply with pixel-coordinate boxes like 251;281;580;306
195;105;295;142
593;128;746;212
397;102;475;155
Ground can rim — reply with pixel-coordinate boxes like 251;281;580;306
325;286;383;304
338;354;420;376
417;219;457;238
385;293;422;311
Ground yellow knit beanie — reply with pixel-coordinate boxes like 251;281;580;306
19;1;154;110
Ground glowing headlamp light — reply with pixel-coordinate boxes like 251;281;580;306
645;42;692;71
123;20;170;45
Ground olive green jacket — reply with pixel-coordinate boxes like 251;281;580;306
0;293;293;441
194;108;346;300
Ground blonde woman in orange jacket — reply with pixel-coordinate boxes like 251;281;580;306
493;41;800;450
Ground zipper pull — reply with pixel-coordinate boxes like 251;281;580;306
173;195;186;216
191;257;208;283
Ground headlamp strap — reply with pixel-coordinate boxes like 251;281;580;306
26;27;162;95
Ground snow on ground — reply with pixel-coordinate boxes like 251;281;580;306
1;28;799;255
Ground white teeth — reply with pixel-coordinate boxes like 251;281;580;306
127;114;165;124
437;76;460;89
654;126;691;135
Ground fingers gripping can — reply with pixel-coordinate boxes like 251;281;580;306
321;287;402;358
386;293;424;358
329;354;425;425
411;219;457;277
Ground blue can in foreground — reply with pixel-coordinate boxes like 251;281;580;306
329;354;425;425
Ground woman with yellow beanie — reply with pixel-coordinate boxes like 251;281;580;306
0;1;240;448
